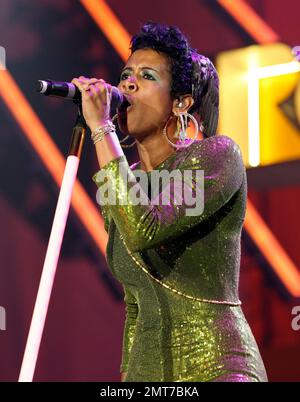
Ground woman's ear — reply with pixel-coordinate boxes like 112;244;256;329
172;95;194;115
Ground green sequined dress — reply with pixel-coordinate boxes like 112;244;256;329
93;135;268;382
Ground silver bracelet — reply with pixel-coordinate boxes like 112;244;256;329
91;121;116;145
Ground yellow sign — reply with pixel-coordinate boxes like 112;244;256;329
217;43;300;167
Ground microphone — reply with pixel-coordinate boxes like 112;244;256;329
36;79;125;110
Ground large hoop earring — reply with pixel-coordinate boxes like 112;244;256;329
112;114;137;148
163;112;199;149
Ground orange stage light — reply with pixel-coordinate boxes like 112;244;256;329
80;0;131;61
0;69;108;254
217;0;279;44
245;201;300;297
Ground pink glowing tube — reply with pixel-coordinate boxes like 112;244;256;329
18;154;81;382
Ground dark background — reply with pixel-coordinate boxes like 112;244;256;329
0;0;299;381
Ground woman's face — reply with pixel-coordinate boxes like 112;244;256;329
117;49;174;139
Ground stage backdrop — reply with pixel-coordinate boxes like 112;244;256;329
0;0;299;381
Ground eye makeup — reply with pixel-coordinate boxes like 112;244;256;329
120;66;160;81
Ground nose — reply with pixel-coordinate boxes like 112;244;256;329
121;76;138;93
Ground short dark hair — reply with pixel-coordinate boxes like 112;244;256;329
130;22;219;137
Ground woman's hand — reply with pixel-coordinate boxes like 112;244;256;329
71;76;112;132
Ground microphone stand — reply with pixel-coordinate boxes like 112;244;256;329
18;102;87;382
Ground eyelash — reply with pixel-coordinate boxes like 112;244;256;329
120;72;155;81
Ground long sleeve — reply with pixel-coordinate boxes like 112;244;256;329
93;135;245;252
120;286;138;373
99;203;111;233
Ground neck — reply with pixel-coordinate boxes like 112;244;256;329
136;130;176;172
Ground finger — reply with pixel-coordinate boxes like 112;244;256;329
94;82;110;103
89;85;107;105
88;78;102;84
105;84;112;105
80;76;95;91
83;77;106;91
87;83;104;102
71;78;93;97
71;78;85;92
93;81;107;91
77;76;92;88
72;76;98;82
79;78;100;90
87;84;98;97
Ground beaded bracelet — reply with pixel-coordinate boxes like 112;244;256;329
91;121;116;145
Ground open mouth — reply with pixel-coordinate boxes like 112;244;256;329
117;95;133;113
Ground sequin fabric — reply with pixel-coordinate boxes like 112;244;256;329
93;135;268;382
